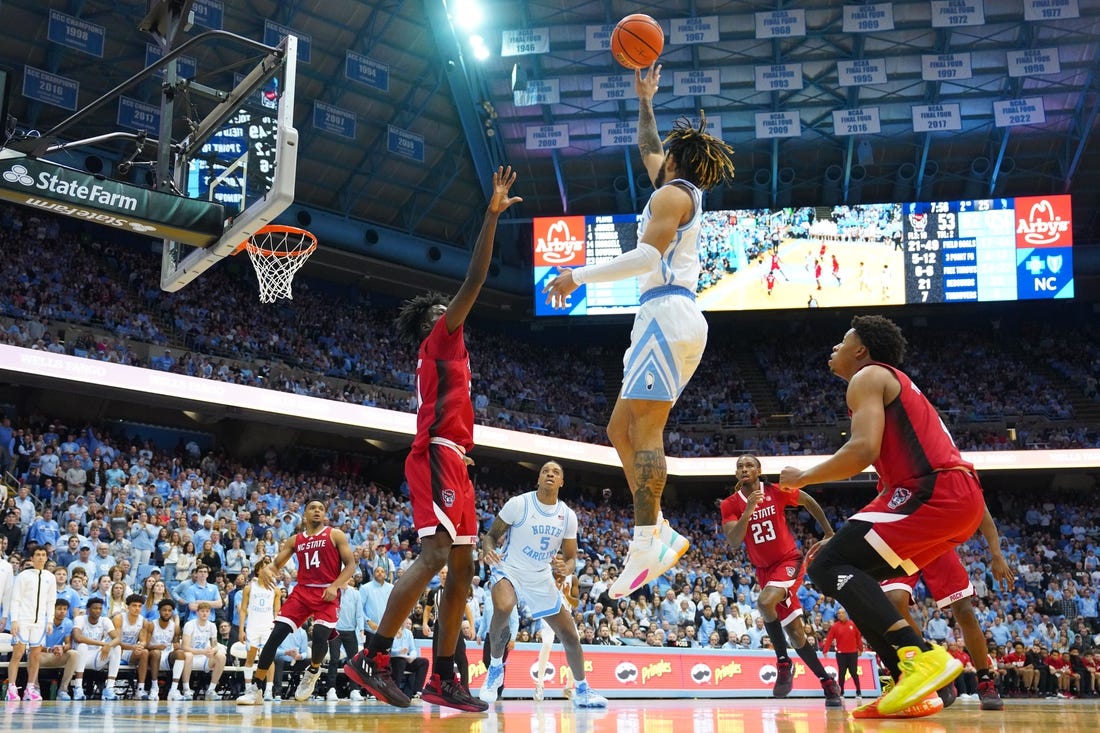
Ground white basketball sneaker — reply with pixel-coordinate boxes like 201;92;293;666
609;533;673;599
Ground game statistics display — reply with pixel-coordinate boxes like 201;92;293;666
532;194;1074;316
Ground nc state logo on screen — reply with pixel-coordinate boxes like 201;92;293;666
1015;195;1072;247
534;217;585;265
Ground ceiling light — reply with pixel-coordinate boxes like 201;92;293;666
451;0;483;30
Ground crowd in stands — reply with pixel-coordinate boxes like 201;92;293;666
1;413;1099;701
2;206;1098;460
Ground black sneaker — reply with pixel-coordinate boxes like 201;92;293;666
343;651;411;707
936;682;958;708
773;659;794;698
822;674;844;708
978;679;1004;711
421;673;489;712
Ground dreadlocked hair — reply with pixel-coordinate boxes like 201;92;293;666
851;315;907;367
395;291;449;343
663;110;736;191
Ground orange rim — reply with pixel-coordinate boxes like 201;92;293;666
235;224;318;257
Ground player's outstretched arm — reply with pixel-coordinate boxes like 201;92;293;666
635;63;664;185
444;166;522;333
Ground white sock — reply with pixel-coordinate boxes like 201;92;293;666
244;666;254;683
490;655;503;667
633;525;656;542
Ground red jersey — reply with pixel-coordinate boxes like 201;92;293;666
1046;654;1067;671
862;362;974;489
1002;651;1027;668
412;318;473;452
766;273;776;290
823;619;862;653
770;254;781;271
720;482;801;567
949;648;972;667
294;526;342;587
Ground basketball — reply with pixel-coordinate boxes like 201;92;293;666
611;14;664;70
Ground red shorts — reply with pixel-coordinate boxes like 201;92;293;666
850;469;983;575
405;442;478;545
756;554;805;627
276;584;339;630
881;549;974;609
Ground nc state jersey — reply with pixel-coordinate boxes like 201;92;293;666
295;526;342;587
720;482;801;567
412;318;473;452
863;362;973;488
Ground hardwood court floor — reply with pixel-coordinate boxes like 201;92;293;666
0;696;1095;733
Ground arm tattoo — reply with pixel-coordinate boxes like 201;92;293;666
632;449;667;525
637;99;663;158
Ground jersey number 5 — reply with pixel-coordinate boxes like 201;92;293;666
751;520;776;544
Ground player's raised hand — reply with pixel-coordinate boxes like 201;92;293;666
543;267;579;309
489;166;523;215
635;63;661;101
745;487;764;511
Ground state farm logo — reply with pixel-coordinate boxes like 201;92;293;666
533;216;585;266
3;164;34;186
1015;195;1073;248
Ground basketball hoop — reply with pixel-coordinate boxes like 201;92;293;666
241;225;318;303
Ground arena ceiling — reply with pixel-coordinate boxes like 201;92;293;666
2;0;1100;299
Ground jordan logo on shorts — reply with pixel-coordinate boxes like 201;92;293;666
441;488;456;507
887;487;912;510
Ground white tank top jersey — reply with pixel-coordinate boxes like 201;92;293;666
150;620;176;647
637;178;703;295
119;614;144;644
246;581;276;625
497;492;578;577
183;619;216;649
75;615;114;644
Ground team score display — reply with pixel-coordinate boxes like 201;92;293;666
751;520;776;544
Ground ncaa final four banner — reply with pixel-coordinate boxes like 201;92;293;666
428;643;880;699
532;194;1074;317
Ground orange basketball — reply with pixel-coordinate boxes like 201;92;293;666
610;14;664;70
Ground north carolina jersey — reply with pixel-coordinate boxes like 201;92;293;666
150;620;176;647
294;526;342;587
497;492;578;577
245;581;276;628
75;614;114;644
720;482;801;567
864;362;974;488
637;178;703;295
119;614;145;644
182;618;216;649
411;318;473;453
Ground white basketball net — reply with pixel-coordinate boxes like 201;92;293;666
244;227;318;303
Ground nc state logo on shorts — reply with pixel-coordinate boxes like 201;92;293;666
786;566;795;578
887;487;912;510
441;488;456;507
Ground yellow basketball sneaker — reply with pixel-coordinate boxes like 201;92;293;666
877;645;962;715
852;687;943;719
